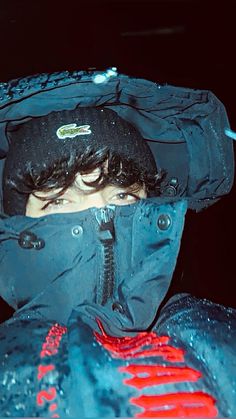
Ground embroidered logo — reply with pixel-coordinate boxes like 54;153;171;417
56;124;91;139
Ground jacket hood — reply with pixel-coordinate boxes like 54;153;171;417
0;69;234;213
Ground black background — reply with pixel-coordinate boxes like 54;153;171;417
0;0;235;321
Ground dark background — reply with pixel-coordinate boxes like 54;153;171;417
0;0;235;321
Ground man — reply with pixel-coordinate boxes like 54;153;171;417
1;104;187;328
0;70;235;417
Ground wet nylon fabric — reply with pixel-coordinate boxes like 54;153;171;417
0;315;70;417
0;199;187;332
0;295;235;417
0;70;234;212
68;296;236;418
156;294;236;416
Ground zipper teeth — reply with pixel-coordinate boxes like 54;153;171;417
101;241;115;306
94;206;116;306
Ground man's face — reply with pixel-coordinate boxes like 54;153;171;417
26;168;147;218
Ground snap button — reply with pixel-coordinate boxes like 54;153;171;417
112;301;125;314
157;214;172;231
71;225;83;237
164;185;177;196
164;177;179;197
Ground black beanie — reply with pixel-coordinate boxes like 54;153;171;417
3;107;157;215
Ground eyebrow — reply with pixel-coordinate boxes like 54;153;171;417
34;185;91;202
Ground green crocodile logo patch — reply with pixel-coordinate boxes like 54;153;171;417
56;124;92;139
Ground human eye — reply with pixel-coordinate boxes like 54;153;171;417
111;191;140;205
41;198;70;211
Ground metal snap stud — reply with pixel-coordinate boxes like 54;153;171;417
112;301;125;314
164;185;177;196
157;214;172;231
71;225;83;237
164;177;179;196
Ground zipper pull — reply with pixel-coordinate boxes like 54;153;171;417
94;206;115;243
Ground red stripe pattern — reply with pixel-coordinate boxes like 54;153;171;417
94;319;218;418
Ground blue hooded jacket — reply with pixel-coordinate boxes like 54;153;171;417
0;70;235;417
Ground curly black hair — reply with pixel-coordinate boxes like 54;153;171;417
9;145;163;203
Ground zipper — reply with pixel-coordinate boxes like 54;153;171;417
94;206;116;306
